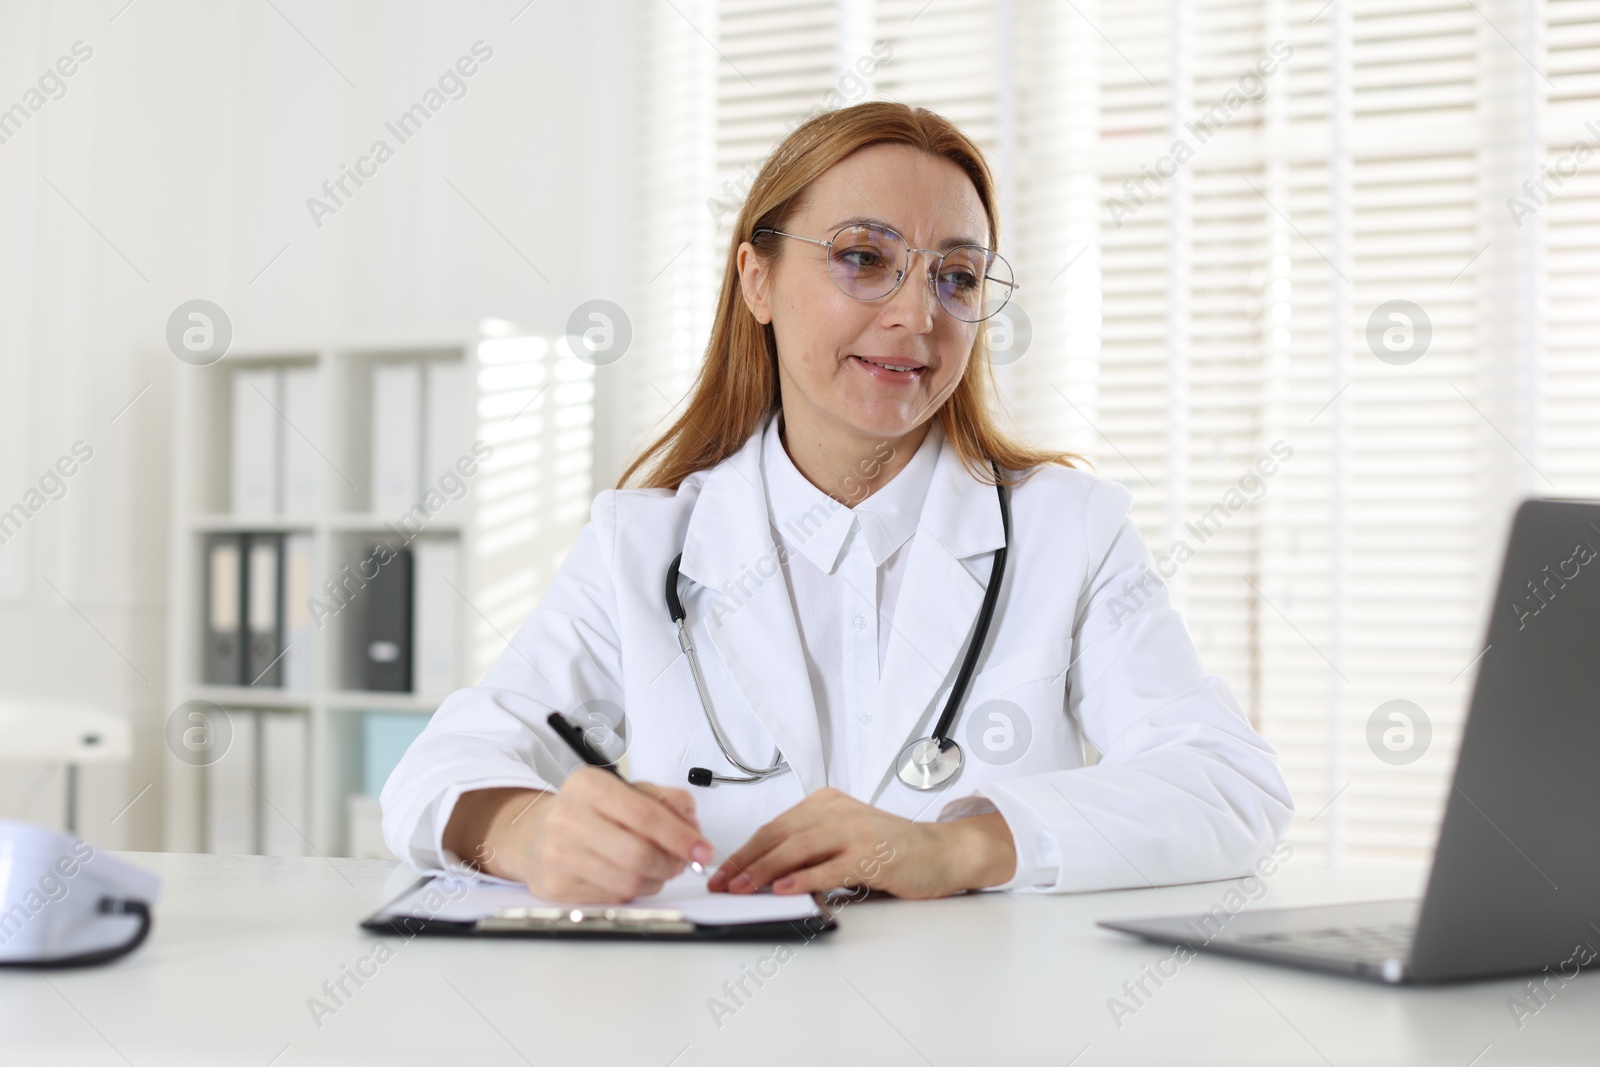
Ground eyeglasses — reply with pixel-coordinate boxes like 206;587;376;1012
753;223;1018;323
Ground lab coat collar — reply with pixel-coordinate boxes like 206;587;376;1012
761;410;942;574
678;408;1006;803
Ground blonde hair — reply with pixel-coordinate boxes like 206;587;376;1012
617;100;1087;490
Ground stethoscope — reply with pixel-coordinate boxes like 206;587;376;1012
665;460;1011;792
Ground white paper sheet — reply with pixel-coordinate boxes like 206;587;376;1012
381;870;826;927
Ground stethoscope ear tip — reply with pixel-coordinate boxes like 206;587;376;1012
687;767;713;787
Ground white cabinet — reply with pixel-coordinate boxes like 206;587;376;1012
164;334;594;855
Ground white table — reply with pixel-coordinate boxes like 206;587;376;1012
0;702;131;832
1;851;1595;1066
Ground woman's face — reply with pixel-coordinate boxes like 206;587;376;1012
738;143;989;445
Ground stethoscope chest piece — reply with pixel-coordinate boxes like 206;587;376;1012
896;735;962;791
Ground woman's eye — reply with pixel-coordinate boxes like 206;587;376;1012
941;268;980;290
838;248;884;269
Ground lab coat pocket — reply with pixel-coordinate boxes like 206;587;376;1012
956;637;1074;774
969;638;1072;698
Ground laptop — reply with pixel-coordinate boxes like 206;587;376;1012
1099;498;1600;984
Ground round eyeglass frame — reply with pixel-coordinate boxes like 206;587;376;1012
752;223;1019;323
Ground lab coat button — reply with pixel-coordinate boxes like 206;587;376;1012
857;710;872;724
852;613;866;630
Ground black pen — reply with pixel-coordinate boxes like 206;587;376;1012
545;711;705;874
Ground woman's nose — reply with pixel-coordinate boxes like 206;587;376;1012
879;254;939;330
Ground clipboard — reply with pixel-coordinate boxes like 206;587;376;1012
360;871;839;942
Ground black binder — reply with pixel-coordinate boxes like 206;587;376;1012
244;533;285;687
362;544;412;691
202;534;245;685
360;876;839;943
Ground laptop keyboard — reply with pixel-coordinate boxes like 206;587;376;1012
1235;920;1415;961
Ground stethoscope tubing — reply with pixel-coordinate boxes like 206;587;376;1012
928;462;1011;744
665;458;1010;788
666;556;787;783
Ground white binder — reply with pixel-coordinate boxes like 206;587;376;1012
231;368;281;516
424;359;473;488
370;363;422;517
281;366;320;515
259;712;309;857
205;709;258;855
413;539;460;697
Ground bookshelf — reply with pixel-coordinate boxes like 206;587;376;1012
163;329;596;857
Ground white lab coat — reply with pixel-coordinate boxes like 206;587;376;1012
381;414;1294;893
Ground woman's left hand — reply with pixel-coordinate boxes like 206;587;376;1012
706;787;1017;899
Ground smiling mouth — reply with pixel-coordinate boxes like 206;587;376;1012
851;355;924;375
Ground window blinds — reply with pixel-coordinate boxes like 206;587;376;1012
636;0;1598;865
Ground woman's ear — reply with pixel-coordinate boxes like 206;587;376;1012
736;242;773;324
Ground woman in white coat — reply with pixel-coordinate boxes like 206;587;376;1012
382;101;1293;903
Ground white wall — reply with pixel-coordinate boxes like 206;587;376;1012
0;0;644;849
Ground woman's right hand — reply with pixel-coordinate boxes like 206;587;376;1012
446;771;715;903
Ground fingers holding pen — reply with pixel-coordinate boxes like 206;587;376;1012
635;783;701;832
546;713;715;872
572;768;715;870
